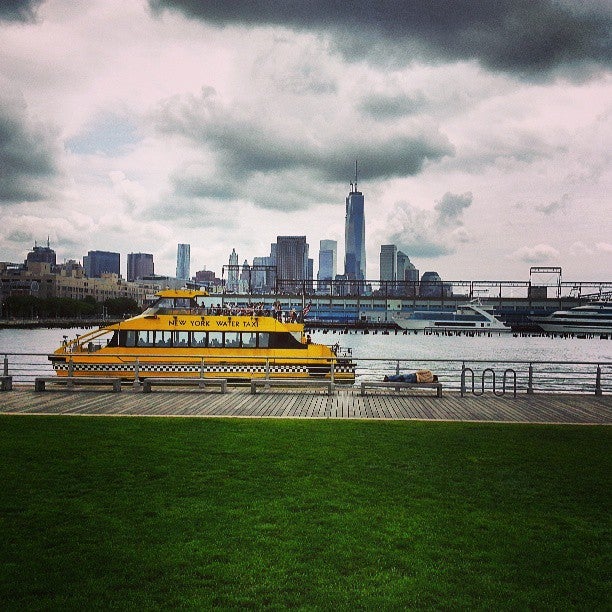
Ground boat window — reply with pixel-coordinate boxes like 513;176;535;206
173;331;189;347
107;331;120;347
208;332;223;348
258;333;270;348
242;332;257;348
125;331;136;347
192;332;207;347
154;331;172;347
137;330;154;347
225;332;241;348
268;332;305;349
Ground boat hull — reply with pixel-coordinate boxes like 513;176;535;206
49;354;356;382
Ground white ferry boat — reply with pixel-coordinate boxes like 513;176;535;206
530;301;612;335
393;301;511;333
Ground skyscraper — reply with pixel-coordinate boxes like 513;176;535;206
397;250;418;296
227;248;239;292
176;244;190;280
276;236;308;293
83;250;120;278
26;239;56;268
318;239;337;284
127;252;154;282
379;244;397;283
344;162;366;280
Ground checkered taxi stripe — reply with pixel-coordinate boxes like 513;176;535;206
53;362;355;375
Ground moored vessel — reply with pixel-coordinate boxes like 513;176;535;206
50;289;355;382
392;301;511;333
530;301;612;335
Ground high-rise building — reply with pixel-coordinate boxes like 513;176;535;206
396;251;409;282
318;239;337;284
344;163;366;281
276;236;308;293
379;245;397;283
127;253;154;282
420;271;443;297
176;244;190;280
397;251;419;296
227;248;239;292
26;239;56;268
83;250;120;278
239;260;251;293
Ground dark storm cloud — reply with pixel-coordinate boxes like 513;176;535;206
358;92;428;120
150;0;611;78
0;95;58;203
0;0;44;22
154;89;454;209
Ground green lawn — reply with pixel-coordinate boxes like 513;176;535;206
0;416;609;609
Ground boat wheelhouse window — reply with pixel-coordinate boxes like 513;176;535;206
208;332;223;348
137;330;154;347
173;331;189;347
108;331;120;347
192;332;207;347
225;332;240;348
258;333;270;348
268;332;305;349
242;332;257;348
125;331;136;347
154;331;172;347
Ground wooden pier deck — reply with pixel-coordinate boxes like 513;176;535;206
0;386;610;424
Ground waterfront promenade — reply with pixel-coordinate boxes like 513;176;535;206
1;386;610;424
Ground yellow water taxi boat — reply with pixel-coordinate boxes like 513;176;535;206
50;289;355;382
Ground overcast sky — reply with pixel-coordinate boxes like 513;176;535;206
1;0;611;282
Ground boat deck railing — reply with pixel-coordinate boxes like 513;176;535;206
1;352;610;396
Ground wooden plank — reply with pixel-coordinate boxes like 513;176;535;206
0;387;611;424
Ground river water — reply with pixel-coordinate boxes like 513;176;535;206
1;326;610;392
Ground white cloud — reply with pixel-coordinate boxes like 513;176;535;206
510;244;561;264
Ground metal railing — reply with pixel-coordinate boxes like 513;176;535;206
1;352;610;395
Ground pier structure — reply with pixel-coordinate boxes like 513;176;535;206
0;386;610;425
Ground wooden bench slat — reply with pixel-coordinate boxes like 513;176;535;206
35;377;122;392
141;377;228;393
250;378;334;396
361;381;442;397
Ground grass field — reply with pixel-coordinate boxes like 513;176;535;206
0;416;609;609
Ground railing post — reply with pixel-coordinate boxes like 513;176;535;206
527;363;534;394
67;356;74;389
265;358;270;389
133;358;140;390
3;355;8;377
595;365;602;396
200;358;205;379
395;360;400;376
460;363;466;397
330;360;335;384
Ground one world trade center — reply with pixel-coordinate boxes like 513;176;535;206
344;162;366;281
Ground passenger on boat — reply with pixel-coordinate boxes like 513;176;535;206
383;370;438;383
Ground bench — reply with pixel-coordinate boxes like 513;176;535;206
1;375;12;391
34;376;122;392
360;381;443;397
250;378;334;396
141;377;228;393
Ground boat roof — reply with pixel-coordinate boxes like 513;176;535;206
155;289;208;298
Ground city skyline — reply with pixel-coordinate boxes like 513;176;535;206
1;2;610;282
